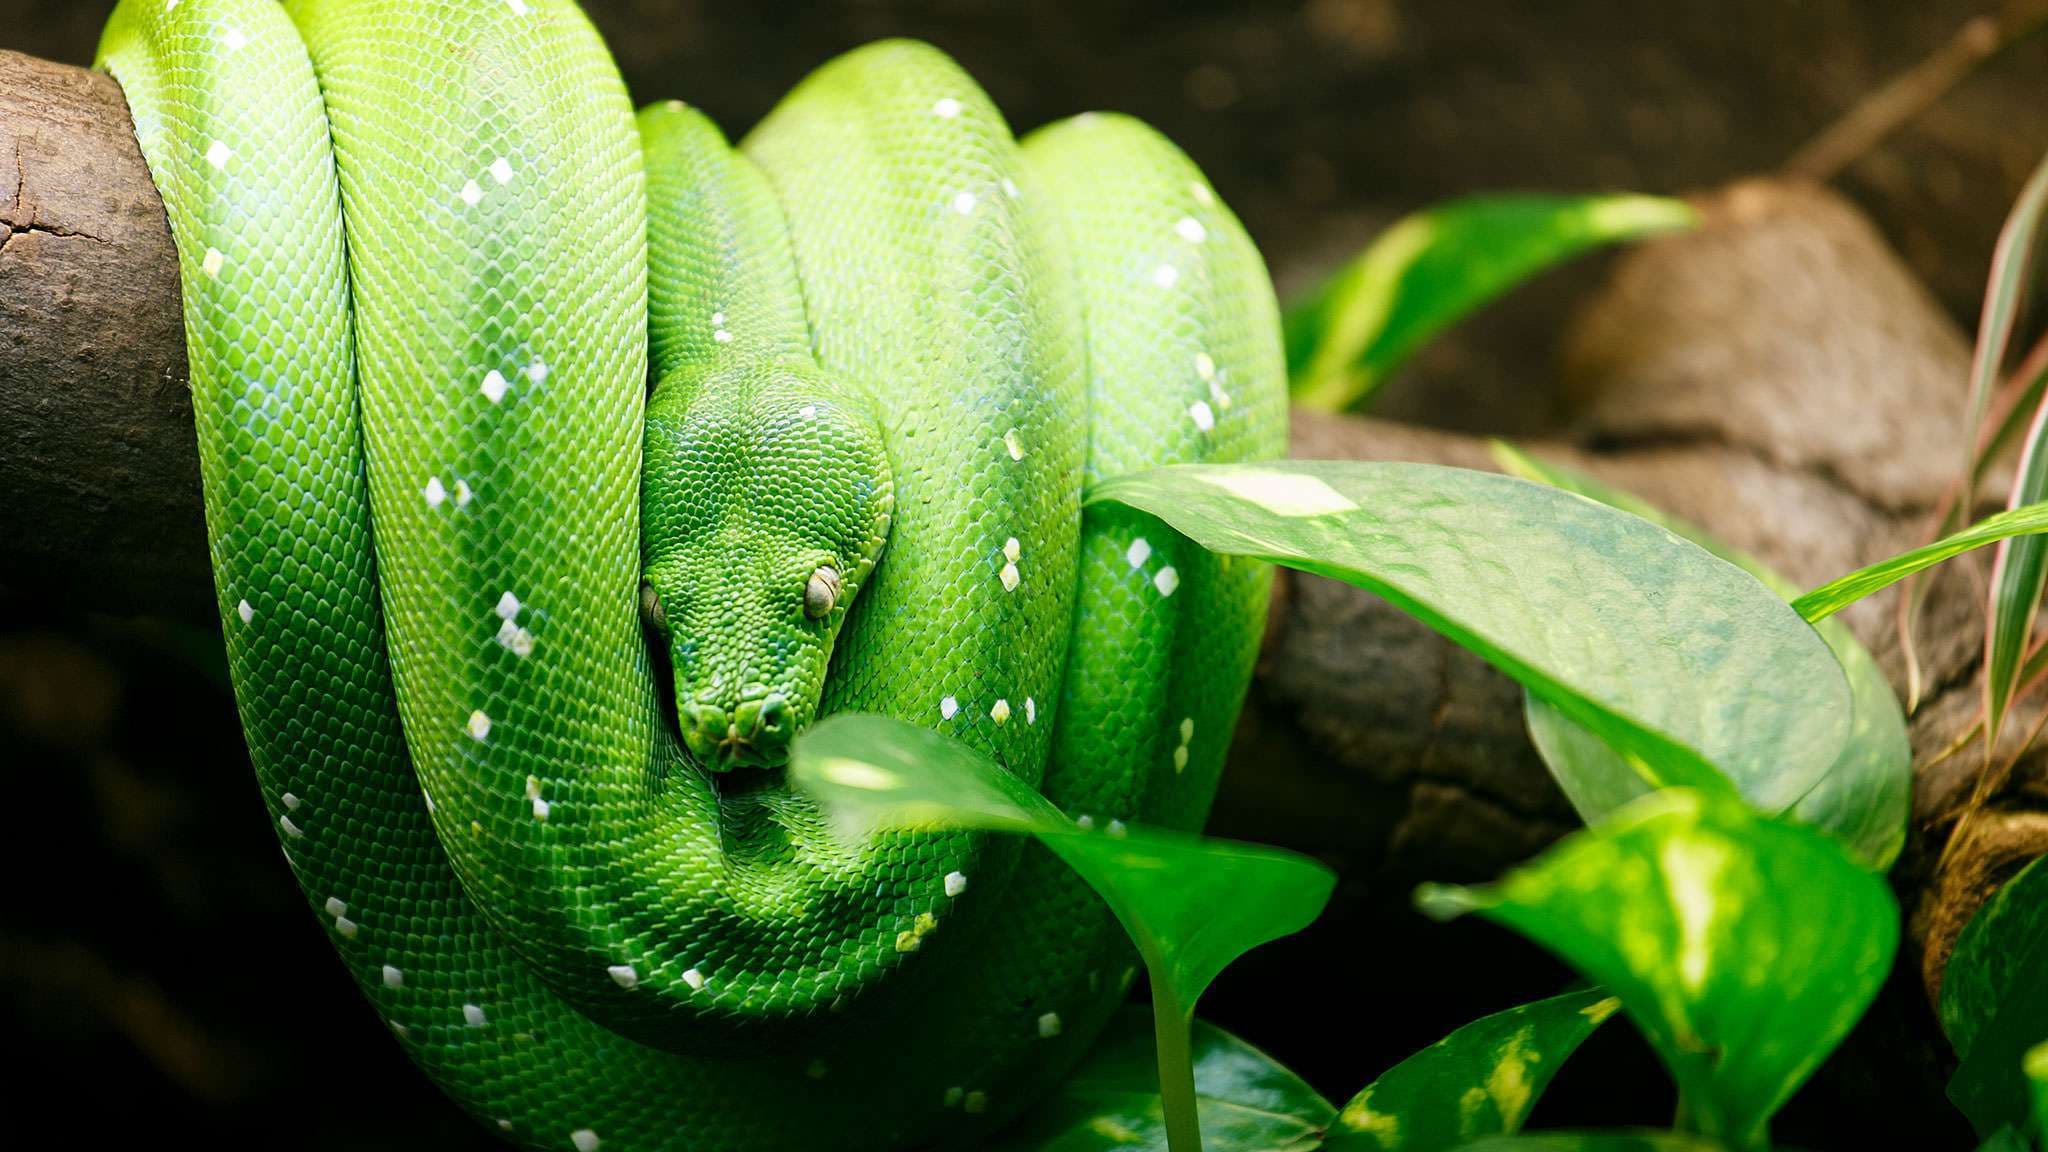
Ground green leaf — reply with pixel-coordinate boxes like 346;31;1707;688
1491;443;1908;869
789;712;1336;1152
2029;1042;2048;1134
1971;1126;2033;1152
1988;399;2048;746
1286;194;1697;412
1446;1135;1728;1152
1416;790;1898;1152
1791;502;2048;622
994;1006;1335;1152
1325;988;1620;1152
1945;857;2048;1137
1943;857;2048;1061
1954;154;2048;533
1091;461;1851;813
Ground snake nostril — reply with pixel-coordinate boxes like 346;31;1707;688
759;695;789;732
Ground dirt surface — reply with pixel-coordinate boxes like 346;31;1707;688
4;3;2045;1149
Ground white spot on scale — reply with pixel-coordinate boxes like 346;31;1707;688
1075;814;1094;830
944;870;968;897
940;695;960;720
526;359;549;384
1189;400;1216;433
280;815;304;839
480;369;509;404
1195;352;1217;381
951;191;978;216
495;591;522;620
334;916;358;938
571;1129;602;1152
382;965;403;988
1038;1012;1063;1038
504;0;532;14
1107;819;1127;837
1025;697;1037;724
1181;717;1195;742
236;599;254;624
1004;428;1026;461
1003;537;1022;563
1002;177;1022;200
1210;379;1233;411
1154;567;1181;597
530;796;550;821
280;792;300;811
607;965;638;989
202;248;224;278
1173;745;1189;773
1125;538;1152;568
1152;263;1180;289
1191;181;1215;206
1000;562;1021;592
932;97;963;118
488;157;515;185
682;968;706;991
463;1003;487;1027
466;710;493;742
799;405;818;419
991;699;1011;725
459;179;483;208
497;618;534;658
324;897;347;918
423;477;447;508
205;140;231;170
713;329;734;344
222;27;247;50
1175;216;1208;243
711;312;726;326
453;479;474;508
497;1120;514;1132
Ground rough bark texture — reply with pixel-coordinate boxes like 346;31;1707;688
1;46;2041;1115
0;50;208;619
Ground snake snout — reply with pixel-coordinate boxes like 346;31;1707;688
679;690;794;770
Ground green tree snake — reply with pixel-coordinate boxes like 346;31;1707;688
98;0;1285;1146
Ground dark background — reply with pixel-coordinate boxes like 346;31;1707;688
4;2;2046;1148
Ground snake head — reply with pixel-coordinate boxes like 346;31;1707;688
641;358;892;770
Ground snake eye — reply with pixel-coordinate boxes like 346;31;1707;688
640;582;667;631
804;566;842;620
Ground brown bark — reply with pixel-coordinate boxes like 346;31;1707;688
0;48;2039;1035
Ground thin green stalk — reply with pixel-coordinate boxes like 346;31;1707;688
1150;979;1203;1152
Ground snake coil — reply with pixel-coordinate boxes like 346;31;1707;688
100;1;1284;1147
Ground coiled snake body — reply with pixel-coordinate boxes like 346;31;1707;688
100;1;1284;1147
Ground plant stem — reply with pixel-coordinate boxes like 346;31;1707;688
1150;979;1203;1152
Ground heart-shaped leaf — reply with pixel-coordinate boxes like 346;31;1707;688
994;1006;1334;1151
1326;987;1620;1151
1286;195;1697;412
1945;857;2048;1137
1417;790;1897;1152
1091;461;1851;811
790;712;1336;1152
1491;443;1908;869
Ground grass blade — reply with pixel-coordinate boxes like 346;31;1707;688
1792;501;2048;621
1285;195;1697;412
1986;395;2048;745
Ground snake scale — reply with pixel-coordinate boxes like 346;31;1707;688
99;1;1285;1147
